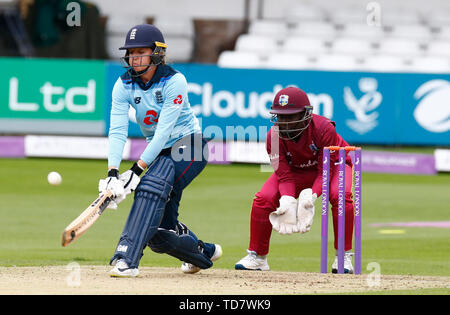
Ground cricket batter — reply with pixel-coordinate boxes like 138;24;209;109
99;24;222;277
235;87;355;273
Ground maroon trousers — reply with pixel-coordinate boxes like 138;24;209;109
249;165;354;256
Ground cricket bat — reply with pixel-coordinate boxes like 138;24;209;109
61;190;114;247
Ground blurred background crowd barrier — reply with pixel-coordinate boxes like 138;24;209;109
1;58;449;146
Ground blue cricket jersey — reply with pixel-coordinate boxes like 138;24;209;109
108;65;201;169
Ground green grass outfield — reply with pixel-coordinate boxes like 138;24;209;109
1;157;449;280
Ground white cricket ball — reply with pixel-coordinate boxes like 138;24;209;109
48;171;62;186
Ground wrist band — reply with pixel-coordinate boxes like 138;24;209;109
130;162;144;176
108;169;119;178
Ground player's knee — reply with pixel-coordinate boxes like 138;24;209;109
253;191;278;210
147;229;212;269
329;191;353;208
136;156;175;199
148;231;175;254
147;228;196;254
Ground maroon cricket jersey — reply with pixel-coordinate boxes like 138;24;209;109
266;114;352;197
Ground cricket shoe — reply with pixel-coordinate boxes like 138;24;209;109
181;243;223;274
234;250;270;271
109;259;139;278
331;252;354;274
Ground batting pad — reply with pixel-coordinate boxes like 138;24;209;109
148;228;213;269
110;156;175;269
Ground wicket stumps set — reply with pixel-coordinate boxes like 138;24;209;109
321;146;362;274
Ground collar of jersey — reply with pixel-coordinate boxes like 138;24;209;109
131;65;176;91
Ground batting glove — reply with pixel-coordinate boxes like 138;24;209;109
98;169;126;210
119;162;144;195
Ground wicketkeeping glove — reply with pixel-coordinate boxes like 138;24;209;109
297;188;317;233
269;195;299;235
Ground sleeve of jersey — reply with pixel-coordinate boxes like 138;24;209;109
139;74;185;165
108;79;130;169
311;122;341;197
266;130;296;197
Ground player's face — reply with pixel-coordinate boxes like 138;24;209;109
277;112;304;139
128;47;153;72
274;109;312;140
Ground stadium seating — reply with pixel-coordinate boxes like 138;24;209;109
329;7;367;24
330;38;375;55
339;22;385;40
426;41;450;58
217;51;264;69
423;8;450;26
434;25;450;40
410;56;450;73
376;38;425;57
217;0;450;73
265;53;315;70
248;20;289;39
282;37;330;55
388;24;432;41
289;21;338;40
153;15;194;62
235;35;280;57
283;4;325;24
87;0;450;72
360;55;414;72
313;54;362;71
380;9;422;26
104;13;147;60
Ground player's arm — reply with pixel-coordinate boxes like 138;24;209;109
311;121;340;197
99;79;131;209
106;79;148;204
296;121;338;233
139;74;186;166
108;78;130;170
266;130;299;234
266;130;296;197
114;75;186;202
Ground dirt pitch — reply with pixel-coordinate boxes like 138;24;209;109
0;266;449;295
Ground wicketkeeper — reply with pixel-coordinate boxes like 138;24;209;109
235;87;355;273
99;24;222;277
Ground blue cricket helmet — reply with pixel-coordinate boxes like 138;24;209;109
120;24;165;50
119;24;168;77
